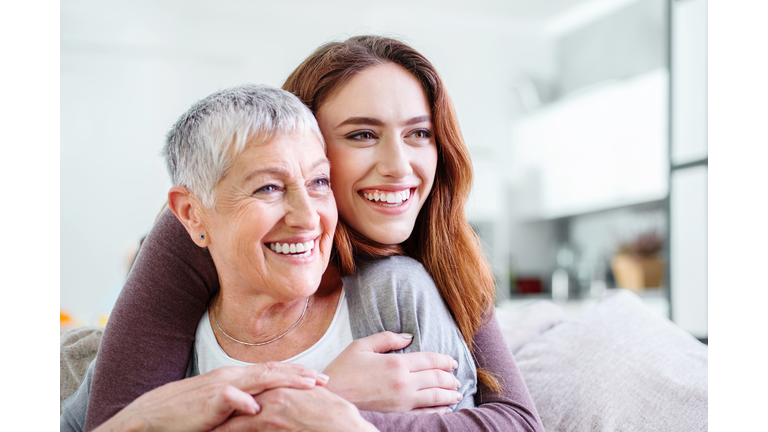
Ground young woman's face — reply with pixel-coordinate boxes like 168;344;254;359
316;62;438;245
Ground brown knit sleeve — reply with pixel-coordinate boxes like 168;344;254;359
359;310;545;432
84;208;219;431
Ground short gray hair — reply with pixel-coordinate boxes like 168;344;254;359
163;84;324;208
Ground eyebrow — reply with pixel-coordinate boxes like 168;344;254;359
243;158;330;183
336;115;432;129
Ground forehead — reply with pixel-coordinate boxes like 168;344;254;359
319;63;430;120
233;131;328;175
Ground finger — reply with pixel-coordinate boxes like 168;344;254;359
231;363;320;395
355;331;414;353
412;388;464;409
410;369;461;391
410;406;453;415
210;385;261;417
400;351;458;372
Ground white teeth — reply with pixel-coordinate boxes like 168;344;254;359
362;190;411;205
269;239;317;257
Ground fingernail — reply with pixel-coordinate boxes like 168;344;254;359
399;333;413;339
315;372;330;382
444;407;452;414
456;392;463;401
456;379;462;389
452;360;459;369
253;401;261;414
302;377;317;385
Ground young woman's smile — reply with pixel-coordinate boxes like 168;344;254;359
317;62;438;245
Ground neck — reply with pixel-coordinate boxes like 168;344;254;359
213;285;311;345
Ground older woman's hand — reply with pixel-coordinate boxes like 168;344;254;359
94;363;327;432
215;387;379;432
321;331;463;413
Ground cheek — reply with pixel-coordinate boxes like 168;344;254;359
328;148;363;200
418;145;439;191
320;196;339;229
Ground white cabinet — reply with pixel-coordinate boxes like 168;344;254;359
670;165;707;337
671;0;708;166
509;69;669;220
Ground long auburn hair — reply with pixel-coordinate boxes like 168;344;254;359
283;35;500;392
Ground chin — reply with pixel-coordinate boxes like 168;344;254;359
363;225;413;246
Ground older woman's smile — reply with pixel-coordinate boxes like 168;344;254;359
268;237;318;258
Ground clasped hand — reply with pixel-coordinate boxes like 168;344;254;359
94;362;326;432
322;331;464;414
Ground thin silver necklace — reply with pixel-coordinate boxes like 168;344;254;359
212;295;310;346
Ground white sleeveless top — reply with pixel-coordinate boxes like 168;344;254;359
195;289;354;374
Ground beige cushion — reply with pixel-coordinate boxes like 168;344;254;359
515;290;708;431
60;327;103;413
495;300;566;353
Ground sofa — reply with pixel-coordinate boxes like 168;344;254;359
60;289;708;431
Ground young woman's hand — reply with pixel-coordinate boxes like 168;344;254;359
215;387;379;432
321;331;463;413
94;362;327;432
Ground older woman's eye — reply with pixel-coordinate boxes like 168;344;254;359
310;177;331;189
254;184;279;194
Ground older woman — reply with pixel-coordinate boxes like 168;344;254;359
62;84;473;432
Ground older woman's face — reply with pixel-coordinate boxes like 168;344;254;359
316;62;438;245
203;131;336;301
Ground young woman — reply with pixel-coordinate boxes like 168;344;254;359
85;36;543;432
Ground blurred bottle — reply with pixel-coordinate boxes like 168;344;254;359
552;268;570;302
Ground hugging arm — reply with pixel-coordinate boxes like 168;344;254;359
82;210;542;431
84;208;218;431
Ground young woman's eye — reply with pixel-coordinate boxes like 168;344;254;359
410;129;432;139
347;131;377;140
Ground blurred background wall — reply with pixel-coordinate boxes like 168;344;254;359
61;0;707;339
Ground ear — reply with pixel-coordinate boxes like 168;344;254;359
168;186;210;247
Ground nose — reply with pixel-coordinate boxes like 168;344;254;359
284;187;320;231
376;136;413;179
